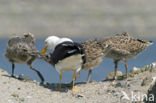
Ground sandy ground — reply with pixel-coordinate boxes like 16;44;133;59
0;63;156;103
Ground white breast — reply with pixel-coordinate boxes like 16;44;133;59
55;54;83;73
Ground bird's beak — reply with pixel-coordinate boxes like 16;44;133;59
41;46;47;54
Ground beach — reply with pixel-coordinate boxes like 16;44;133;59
0;63;156;103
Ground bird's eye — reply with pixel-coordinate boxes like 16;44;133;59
45;55;50;59
45;41;47;45
46;41;48;44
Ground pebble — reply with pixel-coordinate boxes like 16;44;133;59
106;71;123;80
151;62;156;68
150;62;156;72
141;76;152;86
115;81;129;88
76;94;84;98
18;74;33;81
131;67;140;73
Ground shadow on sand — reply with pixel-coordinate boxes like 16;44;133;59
2;74;88;93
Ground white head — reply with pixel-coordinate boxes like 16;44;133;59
44;36;73;51
57;37;73;46
44;36;60;51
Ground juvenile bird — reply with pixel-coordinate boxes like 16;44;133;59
79;39;111;83
5;33;44;83
99;32;153;79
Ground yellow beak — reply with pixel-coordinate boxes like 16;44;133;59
41;47;47;54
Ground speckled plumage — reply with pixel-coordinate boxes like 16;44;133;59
5;33;44;82
81;39;104;70
80;39;108;83
99;32;152;79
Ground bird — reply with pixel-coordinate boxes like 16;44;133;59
41;36;86;91
99;32;153;80
41;38;111;84
78;39;111;83
5;33;45;83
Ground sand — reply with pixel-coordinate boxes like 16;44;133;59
0;65;155;103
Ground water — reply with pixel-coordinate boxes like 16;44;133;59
0;38;156;83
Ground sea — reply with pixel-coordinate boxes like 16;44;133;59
0;38;156;83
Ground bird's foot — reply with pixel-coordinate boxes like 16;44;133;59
40;81;48;85
11;74;16;78
72;88;79;92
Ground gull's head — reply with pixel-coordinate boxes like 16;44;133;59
41;36;73;54
45;36;61;51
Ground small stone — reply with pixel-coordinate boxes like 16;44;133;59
131;67;140;73
115;81;128;88
76;94;84;98
106;88;112;93
113;91;121;97
106;71;123;80
11;93;19;98
141;76;152;86
152;62;156;68
150;62;156;72
20;98;25;102
18;74;33;81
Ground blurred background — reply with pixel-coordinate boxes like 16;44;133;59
0;0;156;39
0;0;156;83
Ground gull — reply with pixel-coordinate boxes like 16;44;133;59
41;36;85;91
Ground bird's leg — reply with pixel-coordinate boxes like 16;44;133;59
113;60;119;80
11;63;15;77
70;71;80;84
59;73;62;91
72;71;79;92
87;69;92;83
123;59;128;78
76;71;80;80
29;65;45;83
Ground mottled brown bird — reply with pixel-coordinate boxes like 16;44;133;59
5;33;44;83
99;32;152;79
80;39;111;83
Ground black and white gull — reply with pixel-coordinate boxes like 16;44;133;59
41;36;85;91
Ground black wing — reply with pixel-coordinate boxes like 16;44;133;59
51;41;86;64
